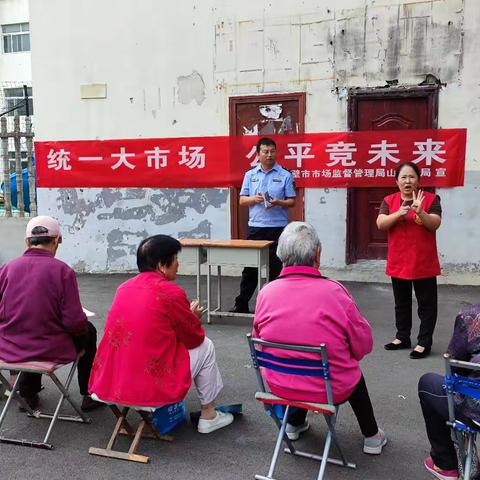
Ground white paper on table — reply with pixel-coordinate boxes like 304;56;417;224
82;307;95;317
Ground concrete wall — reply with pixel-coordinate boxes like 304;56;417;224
0;217;28;263
38;187;229;272
29;0;480;282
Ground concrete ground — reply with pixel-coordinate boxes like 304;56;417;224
0;273;478;480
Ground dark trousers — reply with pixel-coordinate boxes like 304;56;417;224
287;375;379;438
391;276;438;348
418;372;474;471
234;226;284;309
19;321;97;398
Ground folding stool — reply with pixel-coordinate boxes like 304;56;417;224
0;354;90;449
444;353;480;480
88;394;173;463
247;333;356;480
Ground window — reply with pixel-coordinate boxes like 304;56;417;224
4;87;33;116
2;23;30;53
8;151;28;173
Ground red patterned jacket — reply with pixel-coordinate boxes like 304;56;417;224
89;272;204;406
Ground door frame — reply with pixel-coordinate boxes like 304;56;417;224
228;92;306;239
345;85;440;264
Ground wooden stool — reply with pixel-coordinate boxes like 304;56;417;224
89;398;173;463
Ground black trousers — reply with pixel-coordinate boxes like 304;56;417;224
234;226;284;309
391;276;438;348
19;321;97;398
287;375;379;438
418;372;476;471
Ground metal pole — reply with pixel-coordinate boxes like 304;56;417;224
13;116;24;216
0;117;11;217
246;334;267;393
207;264;212;324
23;85;30;117
25;117;36;216
321;345;334;406
217;265;221;312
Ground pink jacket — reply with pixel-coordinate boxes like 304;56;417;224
89;272;205;406
253;266;373;404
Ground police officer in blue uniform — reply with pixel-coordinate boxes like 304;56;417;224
231;137;296;313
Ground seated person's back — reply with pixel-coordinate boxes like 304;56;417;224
419;303;480;479
254;272;371;404
89;270;204;406
0;215;100;411
253;221;386;454
89;235;234;433
0;247;85;363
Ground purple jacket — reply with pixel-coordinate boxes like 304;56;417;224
0;248;87;363
447;304;480;421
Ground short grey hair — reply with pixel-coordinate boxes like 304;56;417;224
276;222;322;267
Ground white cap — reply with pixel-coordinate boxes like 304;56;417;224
25;215;61;239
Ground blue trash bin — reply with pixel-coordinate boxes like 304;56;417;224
1;166;36;213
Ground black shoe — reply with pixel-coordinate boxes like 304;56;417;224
81;395;104;412
19;393;39;411
410;346;431;359
384;340;411;350
229;305;251;314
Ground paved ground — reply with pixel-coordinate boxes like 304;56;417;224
0;273;478;480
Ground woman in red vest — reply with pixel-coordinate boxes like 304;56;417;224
377;162;442;359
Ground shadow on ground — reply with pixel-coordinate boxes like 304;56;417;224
0;274;477;480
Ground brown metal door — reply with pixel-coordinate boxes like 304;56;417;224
347;87;439;262
229;93;305;239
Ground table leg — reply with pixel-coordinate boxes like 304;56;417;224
265;253;270;287
257;261;262;293
196;251;201;302
217;265;222;313
207;264;212;324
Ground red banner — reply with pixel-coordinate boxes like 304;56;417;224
35;129;466;188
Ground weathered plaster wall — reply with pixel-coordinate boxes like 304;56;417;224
38;188;229;272
213;0;478;273
437;171;480;282
30;0;480;278
31;0;230;272
0;218;28;264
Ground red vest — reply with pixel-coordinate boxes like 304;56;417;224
385;191;441;280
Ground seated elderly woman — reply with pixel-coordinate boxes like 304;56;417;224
253;221;386;454
418;304;480;480
88;234;234;433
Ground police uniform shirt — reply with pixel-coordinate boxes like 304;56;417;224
240;163;296;228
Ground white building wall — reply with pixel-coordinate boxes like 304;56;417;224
30;0;480;282
0;0;32;181
0;0;30;82
0;0;31;101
